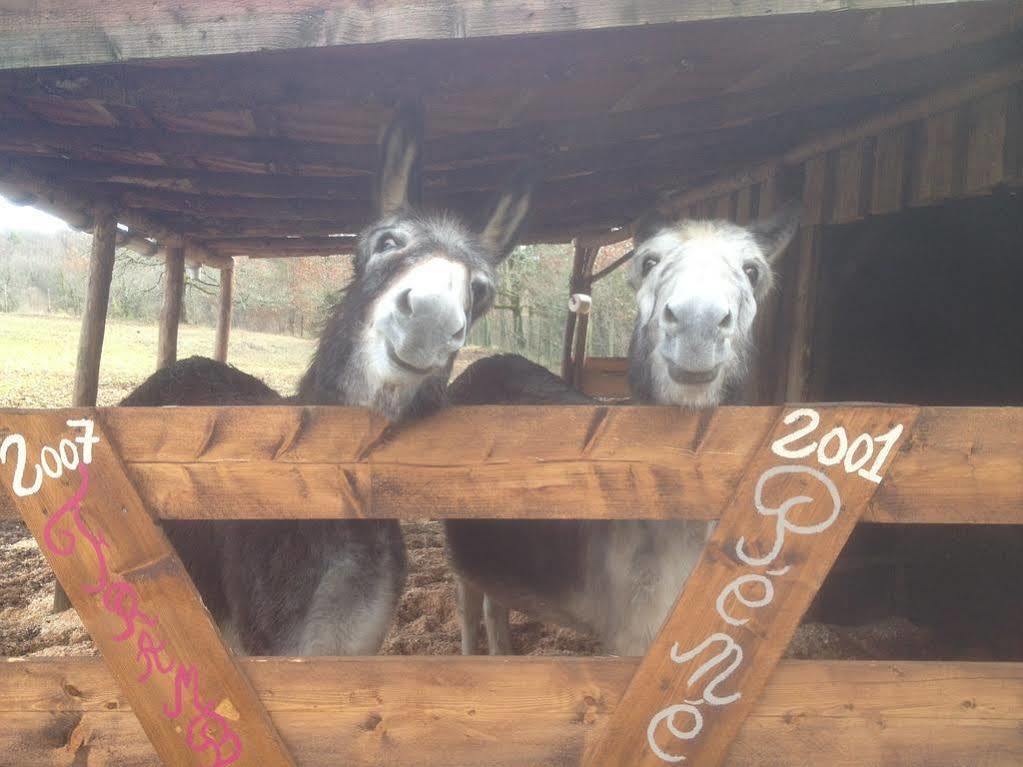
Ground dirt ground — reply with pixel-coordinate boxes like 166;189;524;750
1;518;601;658
3;515;943;660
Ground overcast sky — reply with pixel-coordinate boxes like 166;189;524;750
0;195;69;233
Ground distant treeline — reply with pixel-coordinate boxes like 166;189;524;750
0;230;636;368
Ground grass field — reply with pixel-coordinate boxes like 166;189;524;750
0;313;315;408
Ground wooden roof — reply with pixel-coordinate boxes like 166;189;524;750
0;1;1020;264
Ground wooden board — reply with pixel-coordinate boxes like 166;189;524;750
578;356;631;399
1;657;1021;766
0;0;978;71
0;406;1019;524
965;89;1011;193
582;405;916;767
0;413;295;767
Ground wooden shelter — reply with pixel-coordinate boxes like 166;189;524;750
1;1;1022;766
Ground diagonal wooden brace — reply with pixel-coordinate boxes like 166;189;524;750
0;411;295;767
582;404;919;767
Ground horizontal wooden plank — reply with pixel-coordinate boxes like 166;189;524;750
578;356;631;398
1;658;1020;766
0;0;975;71
0;406;1020;524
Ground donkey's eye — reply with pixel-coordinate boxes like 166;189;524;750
743;263;760;286
374;233;403;254
641;255;660;277
471;276;492;306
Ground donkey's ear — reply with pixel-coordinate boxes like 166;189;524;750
376;102;424;217
480;166;534;264
631;207;673;247
749;201;801;263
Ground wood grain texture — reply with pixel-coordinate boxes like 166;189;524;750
0;413;295;767
0;0;976;71
965;89;1010;192
666;59;1023;222
72;204;117;408
0;406;1019;524
213;265;233;364
578;357;631;399
912;108;968;204
1;657;1021;766
782;227;820;403
870;123;912;215
156;247;184;371
583;405;918;767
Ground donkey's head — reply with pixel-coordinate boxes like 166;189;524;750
626;206;800;407
299;105;532;421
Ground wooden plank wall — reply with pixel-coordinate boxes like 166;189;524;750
2;657;1021;767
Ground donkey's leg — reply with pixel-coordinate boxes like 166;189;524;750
457;577;483;655
294;522;407;656
484;595;514;655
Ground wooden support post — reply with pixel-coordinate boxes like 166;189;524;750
571;304;591;388
57;202;119;613
72;204;118;407
214;264;234;363
583;405;918;767
157;246;185;370
0;414;297;766
782;155;828;402
560;310;578;383
783;226;820;402
565;241;600;387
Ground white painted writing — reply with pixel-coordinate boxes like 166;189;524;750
1;419;99;497
769;408;904;484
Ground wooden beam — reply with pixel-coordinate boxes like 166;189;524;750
0;406;1018;524
0;413;296;766
207;236;357;258
1;657;1020;766
114;187;365;222
0;120;373;176
157;247;184;370
583;406;914;767
2;30;1016;191
214;265;233;364
0;159;230;268
16;157;371;200
0;0;981;71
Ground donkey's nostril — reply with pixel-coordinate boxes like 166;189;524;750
663;304;678;324
719;310;734;330
451;323;466;342
396;288;413;317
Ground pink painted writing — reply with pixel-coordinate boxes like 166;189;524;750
43;464;242;767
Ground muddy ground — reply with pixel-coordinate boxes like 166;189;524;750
3;517;943;660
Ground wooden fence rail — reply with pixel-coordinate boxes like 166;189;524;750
1;405;1020;524
2;657;1021;767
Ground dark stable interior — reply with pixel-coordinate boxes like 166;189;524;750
807;189;1023;660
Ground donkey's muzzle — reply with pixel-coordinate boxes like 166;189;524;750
384;287;467;372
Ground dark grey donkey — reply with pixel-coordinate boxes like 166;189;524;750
445;207;800;655
121;106;533;655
